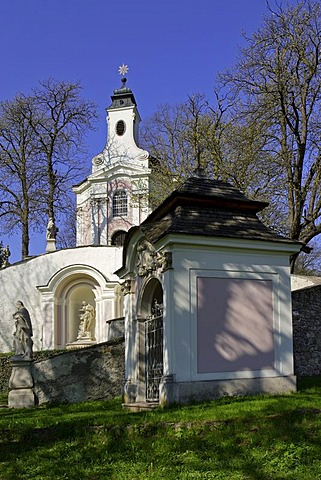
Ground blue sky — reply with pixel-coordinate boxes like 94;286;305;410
0;0;298;262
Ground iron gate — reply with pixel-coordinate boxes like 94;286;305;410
145;301;163;402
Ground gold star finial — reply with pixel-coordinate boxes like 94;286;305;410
118;64;129;76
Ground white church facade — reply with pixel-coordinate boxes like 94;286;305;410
0;75;150;353
73;76;150;248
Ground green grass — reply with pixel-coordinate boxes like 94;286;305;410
1;379;321;479
0;391;8;405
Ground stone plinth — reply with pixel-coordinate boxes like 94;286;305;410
159;374;179;406
8;358;36;408
66;339;96;350
46;238;56;253
8;389;36;408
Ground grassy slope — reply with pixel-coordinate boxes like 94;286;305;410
1;378;321;479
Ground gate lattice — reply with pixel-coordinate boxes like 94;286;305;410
145;301;163;402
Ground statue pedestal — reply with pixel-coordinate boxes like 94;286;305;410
46;238;56;253
66;339;96;350
8;358;36;408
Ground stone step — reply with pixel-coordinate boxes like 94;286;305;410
122;401;159;412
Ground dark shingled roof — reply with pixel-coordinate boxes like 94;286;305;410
145;176;269;225
137;175;294;244
116;176;300;273
176;176;258;201
116;174;301;275
140;205;288;244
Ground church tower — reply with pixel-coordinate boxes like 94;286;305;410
73;68;150;247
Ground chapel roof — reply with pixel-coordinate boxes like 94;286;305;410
116;172;303;276
127;172;300;246
145;175;269;224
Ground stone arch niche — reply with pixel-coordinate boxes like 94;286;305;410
38;265;119;350
59;277;97;347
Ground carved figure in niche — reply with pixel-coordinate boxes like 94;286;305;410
46;217;59;240
136;240;157;276
12;301;33;360
0;244;11;268
77;301;95;340
77;301;87;338
157;251;172;272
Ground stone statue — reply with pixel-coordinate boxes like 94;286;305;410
12;301;33;360
77;301;95;340
77;301;87;338
0;244;10;268
46;217;58;240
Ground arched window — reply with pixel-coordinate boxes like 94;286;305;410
111;230;127;246
113;190;128;217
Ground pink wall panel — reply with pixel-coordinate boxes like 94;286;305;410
197;277;274;373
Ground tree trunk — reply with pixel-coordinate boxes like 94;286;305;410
21;219;29;259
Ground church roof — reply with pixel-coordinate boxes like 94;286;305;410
107;77;137;110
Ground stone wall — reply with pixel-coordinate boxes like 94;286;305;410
107;317;124;341
1;338;125;405
0;354;13;393
292;285;321;377
31;338;125;405
0;350;62;394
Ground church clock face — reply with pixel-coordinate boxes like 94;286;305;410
116;120;126;136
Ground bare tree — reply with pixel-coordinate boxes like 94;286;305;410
24;78;97;226
0;80;97;259
218;0;321;270
142;93;280;219
293;240;321;274
0;96;44;258
142;94;225;208
57;201;77;249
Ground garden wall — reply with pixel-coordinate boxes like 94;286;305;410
292;285;321;377
31;338;125;405
2;282;321;406
0;349;62;395
1;338;125;405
